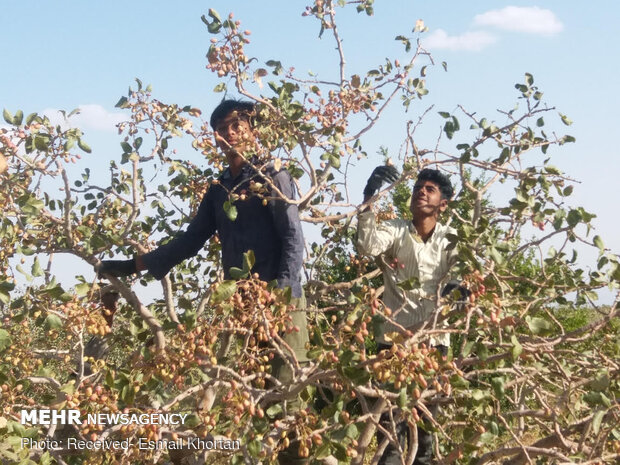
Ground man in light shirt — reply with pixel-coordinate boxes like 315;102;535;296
357;166;456;465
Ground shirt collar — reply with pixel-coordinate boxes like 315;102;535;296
409;221;443;243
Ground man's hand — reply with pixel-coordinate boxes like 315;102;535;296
96;259;137;278
363;165;399;199
441;280;471;301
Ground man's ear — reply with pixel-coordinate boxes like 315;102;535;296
438;198;448;213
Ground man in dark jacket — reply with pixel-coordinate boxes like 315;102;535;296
99;100;305;297
98;99;310;464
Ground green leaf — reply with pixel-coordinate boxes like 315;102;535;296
489;247;504;266
212;280;236;304
266;60;283;75
44;314;63;330
0;281;14;305
567;209;582;227
183;414;201;428
397;276;420;291
510;335;523;360
515;83;528;94
202;9;222;34
525;73;534;86
476;342;489;361
450;374;470;389
39;452;53;465
583;392;612;408
398;388;407;407
0;329;12;351
593;235;604;252
559;113;572;126
315;442;331;460
588;372;610;391
491;377;505;399
329;153;341;169
342;366;371;385
41;283;68;300
461;340;475;357
115;96;129;108
3;109;13;125
34;135;50;152
13;110;24;126
243;250;255;272
247;439;262;457
208;8;221;22
25;113;38;125
31;257;44;277
332;441;348;461
526;316;553;335
479;432;495;444
74;282;90;297
229;267;247;279
223;200;238;221
592;410;605;435
559;134;576;145
22;196;44;215
345;424;359;439
266;403;283;418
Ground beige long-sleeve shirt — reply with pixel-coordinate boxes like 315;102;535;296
357;210;456;346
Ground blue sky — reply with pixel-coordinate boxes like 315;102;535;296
2;1;618;301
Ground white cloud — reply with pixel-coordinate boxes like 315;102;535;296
474;6;563;36
42;104;125;132
423;29;498;52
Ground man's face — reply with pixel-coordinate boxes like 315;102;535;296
410;180;447;217
214;112;255;157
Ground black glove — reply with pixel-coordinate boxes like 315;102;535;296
96;259;137;278
363;165;399;198
441;280;471;301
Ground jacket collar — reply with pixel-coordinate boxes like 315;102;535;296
220;155;264;181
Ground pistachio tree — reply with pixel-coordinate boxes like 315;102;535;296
1;1;619;464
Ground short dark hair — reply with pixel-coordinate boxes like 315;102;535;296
416;168;454;200
209;99;256;130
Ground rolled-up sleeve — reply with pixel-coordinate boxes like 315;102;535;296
141;191;216;280
356;210;398;257
269;170;304;297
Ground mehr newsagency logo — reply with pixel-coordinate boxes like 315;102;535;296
19;409;240;451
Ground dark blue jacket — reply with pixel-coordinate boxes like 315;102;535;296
142;162;304;297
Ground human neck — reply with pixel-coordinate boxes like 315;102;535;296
226;153;246;178
412;215;438;242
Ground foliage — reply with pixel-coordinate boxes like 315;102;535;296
1;1;619;464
